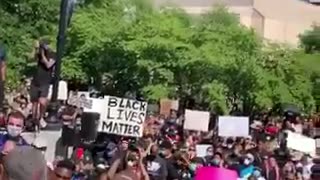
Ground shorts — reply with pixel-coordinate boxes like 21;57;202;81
30;84;50;102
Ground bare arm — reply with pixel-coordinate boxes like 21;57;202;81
40;49;55;69
139;162;149;180
0;61;5;81
106;158;121;180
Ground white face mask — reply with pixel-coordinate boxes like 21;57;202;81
244;159;251;165
127;161;135;167
7;125;22;137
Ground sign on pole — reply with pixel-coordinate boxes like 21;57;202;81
98;96;148;137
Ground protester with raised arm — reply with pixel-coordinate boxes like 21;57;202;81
30;39;55;132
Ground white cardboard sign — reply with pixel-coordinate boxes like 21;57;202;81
218;116;249;137
184;110;210;132
286;131;316;155
47;81;68;100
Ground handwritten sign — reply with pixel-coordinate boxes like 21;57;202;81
98;96;148;137
67;95;93;109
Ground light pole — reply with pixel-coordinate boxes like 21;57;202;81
46;0;75;125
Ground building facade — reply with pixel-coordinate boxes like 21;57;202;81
153;0;320;45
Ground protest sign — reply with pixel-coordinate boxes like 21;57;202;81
171;100;179;111
286;131;316;155
77;91;90;98
184;110;210;132
196;144;212;157
83;98;105;113
98;96;148;137
160;99;172;117
160;99;179;117
218;116;249;137
67;94;93;109
195;167;238;180
47;81;68;100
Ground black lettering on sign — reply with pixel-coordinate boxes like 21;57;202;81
108;97;118;107
140;101;147;111
117;109;124;120
127;124;133;135
137;112;145;124
106;108;115;120
133;125;140;136
132;101;139;110
101;121;113;132
113;122;120;134
101;121;141;137
124;111;132;121
130;111;138;123
119;98;125;108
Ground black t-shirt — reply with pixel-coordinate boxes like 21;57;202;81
32;50;55;86
146;155;168;180
164;156;179;180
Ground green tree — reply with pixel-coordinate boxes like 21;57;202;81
0;0;59;89
299;25;320;53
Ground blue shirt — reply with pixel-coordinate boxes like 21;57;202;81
239;165;254;178
0;133;29;151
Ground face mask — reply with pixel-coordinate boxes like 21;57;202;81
168;119;176;124
189;163;197;172
227;144;233;149
244;159;251;165
127;161;136;167
159;150;166;156
7;125;22;137
212;159;220;165
253;170;261;177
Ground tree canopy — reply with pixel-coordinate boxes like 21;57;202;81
0;0;317;114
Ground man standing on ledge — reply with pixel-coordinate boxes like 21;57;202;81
30;39;56;132
0;43;6;113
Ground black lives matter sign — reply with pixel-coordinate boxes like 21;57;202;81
99;96;148;137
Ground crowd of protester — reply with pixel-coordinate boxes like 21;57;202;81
0;93;319;180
